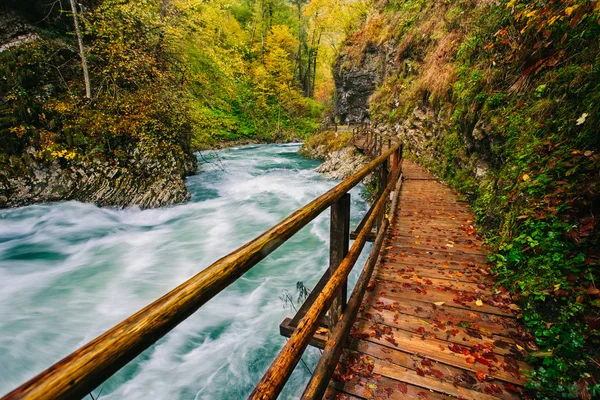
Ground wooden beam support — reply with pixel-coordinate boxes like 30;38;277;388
279;318;326;349
329;193;350;331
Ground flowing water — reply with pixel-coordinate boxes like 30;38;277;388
0;144;371;399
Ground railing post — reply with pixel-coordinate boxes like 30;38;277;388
376;158;388;231
329;193;350;331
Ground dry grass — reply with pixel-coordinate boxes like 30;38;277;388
417;31;461;103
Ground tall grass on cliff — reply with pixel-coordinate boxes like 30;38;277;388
342;0;600;397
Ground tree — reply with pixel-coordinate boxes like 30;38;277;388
69;0;91;99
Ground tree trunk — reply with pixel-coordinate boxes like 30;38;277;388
69;0;91;99
311;32;321;98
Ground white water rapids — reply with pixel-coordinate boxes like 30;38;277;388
0;144;371;399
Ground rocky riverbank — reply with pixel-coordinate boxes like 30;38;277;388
299;130;372;181
314;147;370;180
0;150;197;209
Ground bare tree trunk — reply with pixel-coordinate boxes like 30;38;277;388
311;32;321;98
69;0;91;99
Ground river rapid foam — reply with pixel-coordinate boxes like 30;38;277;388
0;144;371;399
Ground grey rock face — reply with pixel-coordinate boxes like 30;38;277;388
333;48;379;125
0;152;198;209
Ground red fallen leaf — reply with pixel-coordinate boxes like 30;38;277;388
385;335;398;346
397;382;408;394
448;343;463;353
421;358;432;367
476;371;488;382
366;281;376;292
450;329;459;336
586;287;600;295
416;367;426;376
430;368;445;379
417;391;428;399
325;387;334;399
416;327;426;334
484;383;503;395
503;383;522;393
477;283;486;290
465;356;476;364
476;356;492;367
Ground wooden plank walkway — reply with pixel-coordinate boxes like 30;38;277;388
325;161;531;400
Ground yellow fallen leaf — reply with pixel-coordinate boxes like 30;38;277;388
475;299;483;306
455;272;464;277
316;328;328;335
508;303;521;311
565;5;579;16
522;174;530;181
516;344;524;351
434;301;445;306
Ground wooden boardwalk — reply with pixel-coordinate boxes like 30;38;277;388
327;161;530;400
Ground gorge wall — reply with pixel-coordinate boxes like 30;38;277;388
333;0;600;397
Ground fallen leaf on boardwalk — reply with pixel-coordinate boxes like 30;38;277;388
475;299;483;306
508;304;521;311
316;328;329;335
516;344;524;351
433;301;445;306
455;272;464;277
325;387;334;399
397;382;408;394
476;371;488;382
430;368;445;379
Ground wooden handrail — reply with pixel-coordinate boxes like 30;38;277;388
248;162;403;400
2;143;400;400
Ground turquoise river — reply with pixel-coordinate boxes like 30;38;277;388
0;144;371;399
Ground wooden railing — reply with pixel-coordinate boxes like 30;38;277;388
2;138;402;400
350;123;389;159
250;140;403;400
